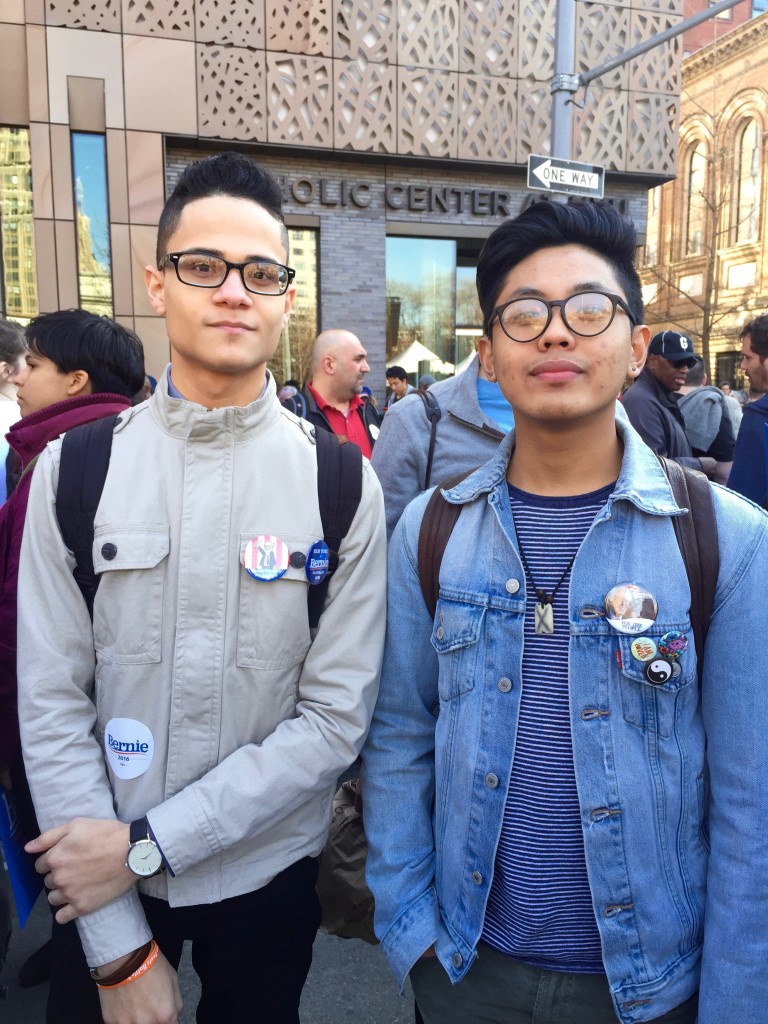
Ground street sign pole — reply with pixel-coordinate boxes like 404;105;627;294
551;0;578;202
545;0;745;199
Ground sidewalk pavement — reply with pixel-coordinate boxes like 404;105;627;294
1;877;414;1023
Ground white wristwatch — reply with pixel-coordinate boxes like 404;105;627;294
126;817;164;878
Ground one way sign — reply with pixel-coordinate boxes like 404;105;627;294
527;155;605;199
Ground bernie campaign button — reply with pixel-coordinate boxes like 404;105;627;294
305;539;330;585
242;535;289;581
604;582;658;635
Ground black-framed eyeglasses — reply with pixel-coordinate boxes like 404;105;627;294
160;252;296;296
489;291;636;343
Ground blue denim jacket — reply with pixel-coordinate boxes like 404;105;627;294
363;416;768;1024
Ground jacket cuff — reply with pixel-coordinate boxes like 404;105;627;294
75;889;152;968
379;886;444;992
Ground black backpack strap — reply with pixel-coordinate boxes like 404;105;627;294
55;416;118;620
308;428;363;629
659;457;719;685
413;389;442;491
417;472;472;619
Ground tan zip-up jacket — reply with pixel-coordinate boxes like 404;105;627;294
17;371;386;965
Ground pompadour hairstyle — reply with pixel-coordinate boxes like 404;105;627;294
156;152;289;264
25;309;145;399
476;199;644;337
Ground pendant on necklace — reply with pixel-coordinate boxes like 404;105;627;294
534;591;555;635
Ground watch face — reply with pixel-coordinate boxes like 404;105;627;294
127;839;163;877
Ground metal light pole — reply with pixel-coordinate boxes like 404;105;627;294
547;0;745;197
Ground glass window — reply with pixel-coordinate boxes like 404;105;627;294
269;227;317;387
71;132;113;317
386;236;483;381
0;127;38;321
734;119;760;244
684;142;707;257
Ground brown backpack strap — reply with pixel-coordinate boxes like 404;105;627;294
659;457;719;685
417;472;472;618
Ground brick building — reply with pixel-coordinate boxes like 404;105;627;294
641;10;768;384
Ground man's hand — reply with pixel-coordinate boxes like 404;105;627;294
698;456;718;480
25;818;135;923
98;949;182;1024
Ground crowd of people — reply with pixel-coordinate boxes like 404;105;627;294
1;152;767;1024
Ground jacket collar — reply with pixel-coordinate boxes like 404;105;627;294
442;354;504;432
150;365;283;441
637;366;681;412
7;393;131;467
442;406;684;517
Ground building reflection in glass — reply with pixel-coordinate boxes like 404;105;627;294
72;132;113;317
0;127;38;323
271;227;318;387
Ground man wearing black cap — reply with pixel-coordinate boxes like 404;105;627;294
621;329;717;478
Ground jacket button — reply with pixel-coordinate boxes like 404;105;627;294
436;626;444;640
451;952;462;968
485;773;499;789
101;543;117;560
505;578;520;594
471;870;483;885
289;551;306;568
497;677;512;692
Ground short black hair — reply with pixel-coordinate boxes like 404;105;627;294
0;317;26;364
476;199;644;336
742;314;768;361
25;310;145;399
156;152;289;264
386;366;408;380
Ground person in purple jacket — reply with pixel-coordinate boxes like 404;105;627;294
0;309;144;974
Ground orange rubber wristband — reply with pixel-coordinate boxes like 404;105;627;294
95;940;159;990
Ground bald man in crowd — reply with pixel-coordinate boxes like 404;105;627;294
281;330;382;457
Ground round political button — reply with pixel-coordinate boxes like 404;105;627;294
658;630;688;660
645;658;673;686
630;637;657;662
289;550;307;569
305;539;330;585
604;583;658;635
241;535;289;581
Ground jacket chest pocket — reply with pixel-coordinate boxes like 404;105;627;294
92;526;170;665
236;532;313;669
431;599;485;701
616;630;696;739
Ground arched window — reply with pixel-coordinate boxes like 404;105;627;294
684;142;707;256
734;119;760;244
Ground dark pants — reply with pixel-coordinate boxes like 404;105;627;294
48;856;321;1024
410;941;699;1024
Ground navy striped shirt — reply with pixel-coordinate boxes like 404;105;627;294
481;482;614;972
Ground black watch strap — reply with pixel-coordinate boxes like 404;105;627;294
130;816;150;844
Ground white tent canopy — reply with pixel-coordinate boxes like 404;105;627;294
392;340;454;375
454;350;476;375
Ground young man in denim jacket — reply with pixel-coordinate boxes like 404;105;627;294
363;200;768;1024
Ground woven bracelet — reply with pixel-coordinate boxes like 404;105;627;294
91;940;154;988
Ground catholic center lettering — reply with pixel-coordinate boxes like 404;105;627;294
276;176;513;218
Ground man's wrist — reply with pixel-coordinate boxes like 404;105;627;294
91;950;137;980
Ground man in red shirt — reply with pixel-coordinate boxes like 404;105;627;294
282;330;381;458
